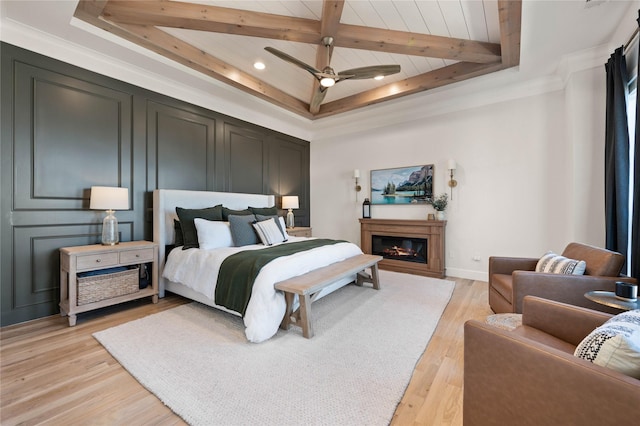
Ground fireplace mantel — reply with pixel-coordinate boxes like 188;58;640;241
359;219;446;278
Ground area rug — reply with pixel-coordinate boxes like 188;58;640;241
93;270;454;426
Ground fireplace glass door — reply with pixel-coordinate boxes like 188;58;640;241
372;235;428;264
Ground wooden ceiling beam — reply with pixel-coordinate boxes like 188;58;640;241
101;1;499;63
498;0;522;67
101;0;322;44
335;24;501;63
310;1;345;114
75;5;313;119
74;0;521;120
315;61;506;118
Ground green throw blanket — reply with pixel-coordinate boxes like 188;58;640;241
215;239;346;316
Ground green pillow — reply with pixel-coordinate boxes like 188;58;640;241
249;206;278;216
175;205;223;249
173;219;184;247
222;207;253;221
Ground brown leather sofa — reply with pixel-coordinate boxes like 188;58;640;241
489;242;636;314
464;296;640;425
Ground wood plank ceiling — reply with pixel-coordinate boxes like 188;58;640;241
74;0;521;120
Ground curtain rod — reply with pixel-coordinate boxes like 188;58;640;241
624;26;639;52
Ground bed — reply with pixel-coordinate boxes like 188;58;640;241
153;189;363;342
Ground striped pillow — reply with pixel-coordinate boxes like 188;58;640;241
253;218;287;246
535;251;586;275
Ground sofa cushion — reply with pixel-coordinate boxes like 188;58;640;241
535;252;586;275
574;309;640;378
562;242;624;276
491;274;514;303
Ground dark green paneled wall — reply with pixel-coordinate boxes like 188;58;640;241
0;43;310;326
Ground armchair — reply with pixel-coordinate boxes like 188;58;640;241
489;242;636;314
464;297;640;425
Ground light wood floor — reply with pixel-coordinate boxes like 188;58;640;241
1;277;491;425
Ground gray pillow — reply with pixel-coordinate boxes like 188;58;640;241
228;214;258;246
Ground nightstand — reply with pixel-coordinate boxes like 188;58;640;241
287;227;312;237
59;241;159;326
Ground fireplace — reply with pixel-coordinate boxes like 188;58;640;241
372;235;427;264
360;219;446;278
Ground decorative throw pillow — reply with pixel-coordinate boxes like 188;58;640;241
535;251;586;275
253;218;288;245
574;310;640;378
222;207;253;221
228;214;258;246
176;205;223;250
249;206;278;216
194;218;233;250
173;219;184;247
255;214;288;239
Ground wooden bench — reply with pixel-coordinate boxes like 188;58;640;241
275;254;382;338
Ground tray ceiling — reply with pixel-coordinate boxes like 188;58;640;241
74;0;521;120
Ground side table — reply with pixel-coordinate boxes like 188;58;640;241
60;241;159;326
287;227;312;237
584;290;640;311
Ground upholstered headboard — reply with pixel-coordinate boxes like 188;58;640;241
153;189;276;297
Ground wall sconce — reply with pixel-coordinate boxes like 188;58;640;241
447;159;457;199
354;169;362;192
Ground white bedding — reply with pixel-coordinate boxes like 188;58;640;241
163;237;363;342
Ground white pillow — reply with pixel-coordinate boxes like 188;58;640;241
253;218;287;246
535;251;586;275
194;218;233;250
574;309;640;378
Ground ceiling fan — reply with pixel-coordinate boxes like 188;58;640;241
265;36;401;112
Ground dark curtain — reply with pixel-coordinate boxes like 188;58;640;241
604;47;630;268
633;12;640;280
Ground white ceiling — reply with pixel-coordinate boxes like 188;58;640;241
0;0;637;129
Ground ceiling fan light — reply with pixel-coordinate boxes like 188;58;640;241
320;77;335;87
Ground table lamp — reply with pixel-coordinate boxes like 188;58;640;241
282;195;299;228
90;186;129;245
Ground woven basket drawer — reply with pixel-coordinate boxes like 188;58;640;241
77;268;139;305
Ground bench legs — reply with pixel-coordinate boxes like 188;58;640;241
298;294;313;338
356;263;380;290
279;263;380;339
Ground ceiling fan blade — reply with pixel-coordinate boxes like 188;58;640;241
337;65;401;81
264;47;321;77
309;86;328;114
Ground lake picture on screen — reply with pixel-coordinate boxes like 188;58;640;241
371;165;433;205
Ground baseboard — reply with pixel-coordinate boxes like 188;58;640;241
445;267;487;282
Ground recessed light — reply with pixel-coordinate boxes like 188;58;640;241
374;75;384;81
254;61;266;70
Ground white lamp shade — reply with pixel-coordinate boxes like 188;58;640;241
447;159;457;170
90;186;129;210
354;169;360;178
282;196;299;210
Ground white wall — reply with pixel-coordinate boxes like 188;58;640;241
310;67;606;281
